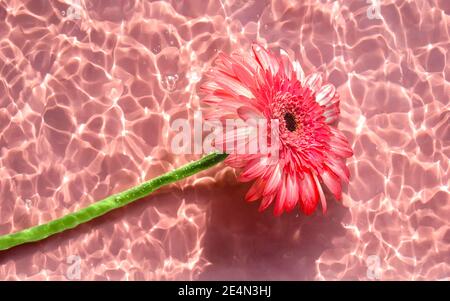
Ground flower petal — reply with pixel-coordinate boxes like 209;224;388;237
274;176;287;216
279;49;293;76
325;156;350;183
239;158;267;182
211;70;254;99
237;105;264;121
263;163;282;196
321;168;342;200
313;173;327;214
316;84;336;106
231;61;257;92
299;172;319;215
224;154;256;168
303;73;322;92
245;178;265;202
285;174;299;212
323;103;340;124
252;43;279;75
329;138;353;158
292;60;305;81
259;194;275;212
329;128;353;158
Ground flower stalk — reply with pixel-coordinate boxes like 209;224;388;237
0;152;228;251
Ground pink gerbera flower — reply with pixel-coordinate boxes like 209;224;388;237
201;44;353;216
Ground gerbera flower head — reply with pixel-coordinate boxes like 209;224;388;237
200;43;353;216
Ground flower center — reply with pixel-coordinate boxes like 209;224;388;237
283;112;297;132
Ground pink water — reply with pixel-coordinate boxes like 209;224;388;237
0;0;449;280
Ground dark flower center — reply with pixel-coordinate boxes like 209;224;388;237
284;112;297;132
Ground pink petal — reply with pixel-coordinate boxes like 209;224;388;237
299;172;319;215
274;177;287;216
313;173;327;214
285;174;299;212
202;93;241;107
278;48;293;79
263;163;282;196
325;156;350;182
215;127;252;153
252;43;279;75
329;129;353;158
245;178;264;202
259;194;275;212
329;139;353;158
316;84;336;106
323;104;340;124
232;61;257;92
303;73;322;92
231;52;258;74
200;81;221;93
212;70;254;99
330;127;351;142
204;111;236;121
237;106;264;121
292;60;305;81
239;159;267;182
216;52;236;73
224;154;256;168
321;168;342;200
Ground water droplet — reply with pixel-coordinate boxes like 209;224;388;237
152;45;162;54
187;69;201;83
162;74;179;92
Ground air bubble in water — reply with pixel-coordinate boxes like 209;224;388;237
162;74;179;92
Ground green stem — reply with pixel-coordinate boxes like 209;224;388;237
0;152;228;251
